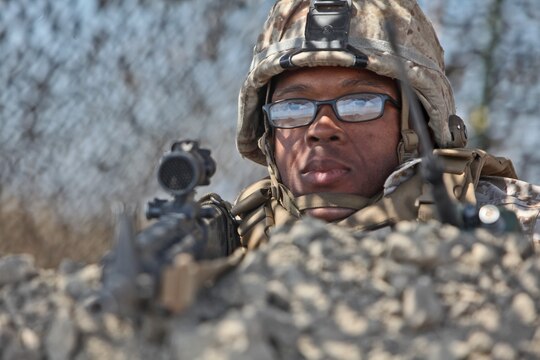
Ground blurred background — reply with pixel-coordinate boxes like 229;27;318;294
1;0;539;267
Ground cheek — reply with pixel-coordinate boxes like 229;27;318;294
273;129;304;181
274;129;300;160
346;117;401;164
349;122;399;147
274;131;293;171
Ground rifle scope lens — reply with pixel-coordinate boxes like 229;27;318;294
158;155;197;194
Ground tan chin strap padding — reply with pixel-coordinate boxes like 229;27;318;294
257;131;304;217
295;193;374;211
259;78;284;200
396;82;419;164
398;129;419;164
258;133;282;196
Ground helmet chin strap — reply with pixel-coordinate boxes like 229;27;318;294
396;82;419;164
260;81;297;214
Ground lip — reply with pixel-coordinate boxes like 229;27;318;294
301;158;350;186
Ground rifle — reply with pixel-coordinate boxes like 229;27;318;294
95;140;237;317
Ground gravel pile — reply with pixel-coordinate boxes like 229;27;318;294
1;219;539;359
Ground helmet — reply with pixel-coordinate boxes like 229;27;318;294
237;0;460;166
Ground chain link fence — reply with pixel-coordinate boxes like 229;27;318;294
1;0;539;267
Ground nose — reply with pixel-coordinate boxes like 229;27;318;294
305;104;345;144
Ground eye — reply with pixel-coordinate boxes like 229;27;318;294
337;94;384;121
271;100;314;118
341;97;366;109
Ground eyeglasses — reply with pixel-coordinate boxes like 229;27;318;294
263;93;400;129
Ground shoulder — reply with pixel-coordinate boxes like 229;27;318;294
233;177;272;206
476;176;540;208
476;176;540;245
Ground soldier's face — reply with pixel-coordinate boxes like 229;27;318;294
272;66;401;222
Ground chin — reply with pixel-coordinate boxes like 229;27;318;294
305;208;355;222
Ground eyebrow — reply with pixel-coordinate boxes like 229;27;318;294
273;78;389;99
341;78;388;90
272;84;310;99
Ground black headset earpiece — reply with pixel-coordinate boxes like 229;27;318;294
448;115;468;148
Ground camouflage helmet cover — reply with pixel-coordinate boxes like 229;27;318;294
237;0;456;165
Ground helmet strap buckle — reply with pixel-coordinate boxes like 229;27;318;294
398;129;419;163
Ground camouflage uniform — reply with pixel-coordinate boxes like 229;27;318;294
476;178;540;241
231;149;540;249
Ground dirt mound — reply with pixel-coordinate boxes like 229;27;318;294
1;219;539;359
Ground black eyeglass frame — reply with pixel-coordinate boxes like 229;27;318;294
263;92;401;129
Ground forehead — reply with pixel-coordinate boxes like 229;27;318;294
273;66;398;96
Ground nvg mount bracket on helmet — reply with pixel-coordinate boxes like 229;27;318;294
280;0;368;69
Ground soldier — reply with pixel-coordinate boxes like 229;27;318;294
232;0;540;247
146;0;540;312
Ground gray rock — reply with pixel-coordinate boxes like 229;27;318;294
511;292;537;324
0;219;539;358
265;280;291;312
3;346;41;360
46;309;78;360
492;342;518;360
467;330;494;354
518;259;540;296
403;276;443;330
387;232;442;267
19;328;40;352
0;255;37;286
505;235;534;258
60;264;101;300
470;242;497;265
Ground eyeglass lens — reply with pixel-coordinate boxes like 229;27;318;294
267;93;389;128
